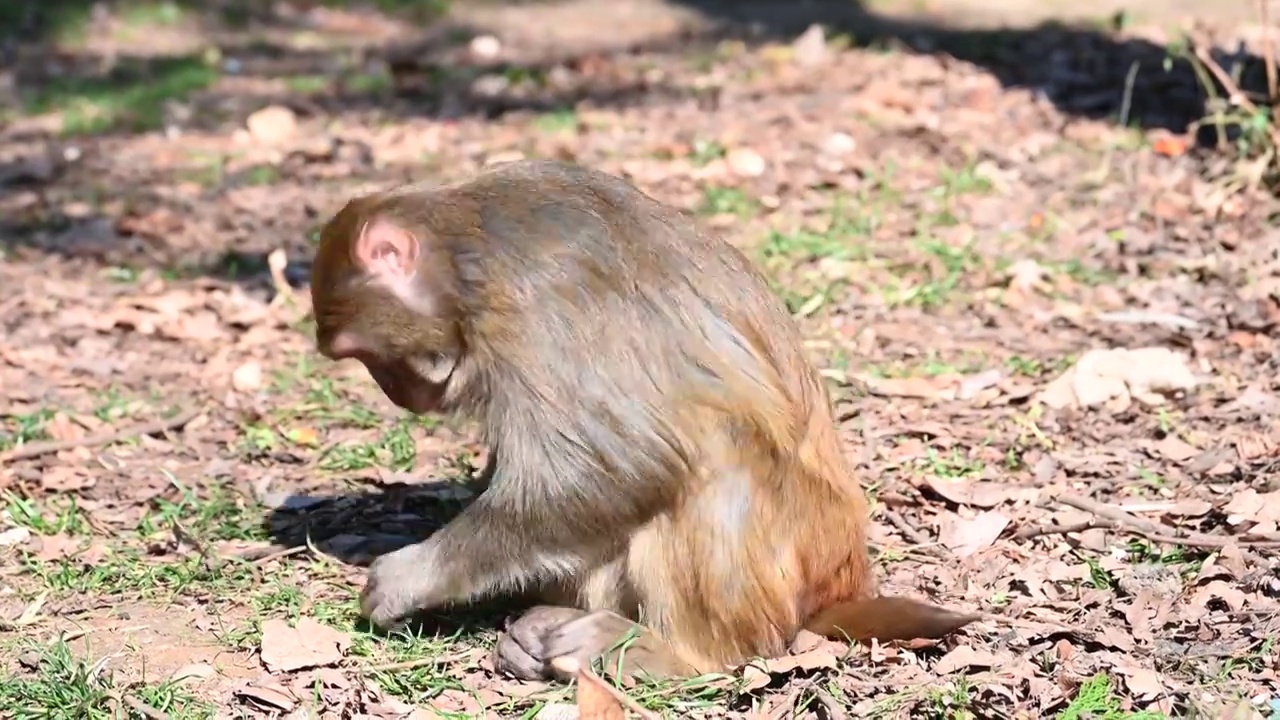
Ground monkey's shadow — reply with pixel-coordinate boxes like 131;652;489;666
260;477;533;639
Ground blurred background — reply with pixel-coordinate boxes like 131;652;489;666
2;1;1280;718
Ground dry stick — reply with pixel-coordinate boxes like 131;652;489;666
1192;41;1280;147
1056;494;1280;549
249;544;310;565
1262;0;1278;102
1013;519;1117;541
0;408;203;463
879;507;934;548
119;694;171;720
359;649;478;674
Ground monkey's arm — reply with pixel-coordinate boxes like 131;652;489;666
360;462;671;628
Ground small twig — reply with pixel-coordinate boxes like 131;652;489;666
1056;494;1280;549
1095;310;1200;330
0;408;202;464
766;685;805;720
1193;40;1280;146
119;693;171;720
879;507;936;549
172;521;225;575
1262;0;1277;102
359;648;482;674
812;688;849;720
249;544;310;565
1013;519;1117;540
360;656;445;674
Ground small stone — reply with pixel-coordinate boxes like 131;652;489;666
246;105;298;146
726;147;767;178
469;34;502;60
232;361;263;392
0;527;32;547
822;132;856;157
792;24;828;67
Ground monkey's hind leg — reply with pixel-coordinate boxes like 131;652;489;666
493;606;701;682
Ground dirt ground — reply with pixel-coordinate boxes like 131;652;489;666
2;0;1280;718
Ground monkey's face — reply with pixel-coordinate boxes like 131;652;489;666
352;352;450;415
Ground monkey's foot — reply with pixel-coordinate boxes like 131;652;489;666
359;545;441;629
493;606;699;682
493;606;589;680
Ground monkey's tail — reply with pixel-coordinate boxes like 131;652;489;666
803;595;981;642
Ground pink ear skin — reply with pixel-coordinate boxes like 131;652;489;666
353;218;420;281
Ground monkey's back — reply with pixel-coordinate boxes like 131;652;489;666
445;161;863;502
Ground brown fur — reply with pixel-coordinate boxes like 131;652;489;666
308;159;979;681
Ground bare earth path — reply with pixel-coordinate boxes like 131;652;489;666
2;1;1280;718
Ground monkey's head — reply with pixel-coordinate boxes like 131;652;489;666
309;195;463;415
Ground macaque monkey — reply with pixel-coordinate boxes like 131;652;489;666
309;159;979;681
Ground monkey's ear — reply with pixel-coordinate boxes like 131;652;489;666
353;218;420;280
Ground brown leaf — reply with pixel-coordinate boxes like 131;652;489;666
937;510;1010;558
40;466;95;492
859;374;954;400
923;476;1022;509
1223;489;1280;525
31;533;83;562
44;412;84;443
1236;433;1278;462
1153;435;1200;462
1150;133;1189;157
1115;664;1167;701
934;645;1000;674
1191;580;1248;612
260;617;352;673
741;647;839;691
236;681;298;711
575;669;626;720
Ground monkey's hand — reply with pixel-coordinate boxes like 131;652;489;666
360;544;445;629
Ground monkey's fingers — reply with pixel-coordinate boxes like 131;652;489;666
359;546;443;629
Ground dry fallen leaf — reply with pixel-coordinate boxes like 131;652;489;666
857;374;957;400
937;510;1010;558
260;617;352;673
923;476;1026;508
236;681;298;712
1037;347;1199;411
170;662;217;685
1223;489;1280;525
934;645;1001;675
550;657;656;720
740;647;839;691
1115;663;1167;701
287;426;321;447
31;533;83;562
1150;133;1189;157
40;466;95;492
1152;435;1200;462
44;412;85;442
